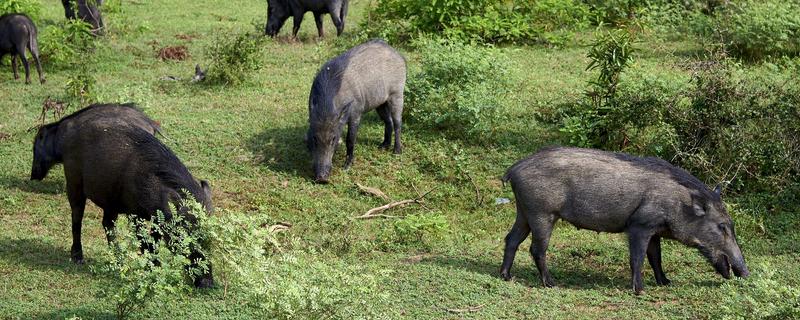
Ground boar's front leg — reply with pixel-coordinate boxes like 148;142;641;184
291;13;304;39
343;116;361;169
628;227;655;295
67;187;87;264
11;55;19;80
647;236;671;285
388;95;403;154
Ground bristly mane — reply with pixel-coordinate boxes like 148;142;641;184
42;103;143;129
126;127;206;203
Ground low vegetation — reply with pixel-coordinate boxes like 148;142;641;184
0;0;798;319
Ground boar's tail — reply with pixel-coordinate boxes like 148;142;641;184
501;170;513;187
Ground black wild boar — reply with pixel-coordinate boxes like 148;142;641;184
499;146;749;294
0;14;44;84
265;0;349;38
61;0;104;33
30;103;161;181
307;39;406;183
31;122;214;288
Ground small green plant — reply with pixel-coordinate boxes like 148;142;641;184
94;202;208;320
720;262;800;319
0;0;41;21
39;19;94;67
64;63;96;107
392;212;450;249
406;37;509;142
205;32;266;85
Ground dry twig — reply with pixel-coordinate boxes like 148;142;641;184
355;182;390;201
445;304;485;313
354;186;438;219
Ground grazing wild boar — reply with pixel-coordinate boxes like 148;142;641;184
61;0;104;33
265;0;349;38
0;14;44;84
30;103;161;181
499;146;749;294
307;39;406;183
31;121;214;288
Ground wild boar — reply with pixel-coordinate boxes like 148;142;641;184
0;13;44;84
306;39;406;183
31;122;214;288
499;146;749;294
265;0;349;38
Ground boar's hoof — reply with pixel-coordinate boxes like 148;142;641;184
378;142;390;150
657;278;671;286
634;288;645;296
40;78;46;84
393;148;402;155
500;271;512;281
71;257;85;265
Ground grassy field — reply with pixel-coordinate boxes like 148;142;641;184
0;0;798;319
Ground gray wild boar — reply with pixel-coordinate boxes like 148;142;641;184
499;146;749;294
30;103;161;180
31;121;214;288
306;39;406;183
265;0;349;38
0;14;44;84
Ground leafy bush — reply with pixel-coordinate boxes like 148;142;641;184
715;1;800;60
205;32;266;85
38;19;95;67
0;0;41;21
583;0;649;26
94;201;209;320
64;62;96;106
363;0;590;44
406;37;509;142
554;41;800;193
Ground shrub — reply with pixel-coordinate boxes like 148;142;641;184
406;37;509;142
94;201;209;320
715;1;800;60
205;32;266;85
38;19;95;67
64;62;96;106
583;0;649;26
0;0;41;21
393;212;450;249
363;0;590;44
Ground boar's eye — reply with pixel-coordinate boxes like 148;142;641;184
718;223;728;234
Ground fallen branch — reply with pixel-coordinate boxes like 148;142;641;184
355;182;390;201
445;304;485;313
465;172;483;206
354;186;438;219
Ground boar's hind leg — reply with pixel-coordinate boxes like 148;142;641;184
327;0;344;36
529;215;557;287
313;12;324;37
16;43;31;84
343;116;361;169
500;214;530;281
646;236;670;285
376;104;393;149
628;227;656;295
67;189;87;264
11;55;19;80
102;211;120;244
291;13;304;39
388;95;403;154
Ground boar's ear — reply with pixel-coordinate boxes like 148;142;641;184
713;184;722;197
200;180;211;196
691;195;707;217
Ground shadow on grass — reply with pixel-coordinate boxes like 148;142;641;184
247;124;313;180
0;175;64;195
421;255;719;291
0;237;93;275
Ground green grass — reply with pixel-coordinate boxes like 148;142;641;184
1;0;798;319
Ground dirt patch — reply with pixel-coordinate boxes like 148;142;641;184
157;45;190;61
0;131;11;142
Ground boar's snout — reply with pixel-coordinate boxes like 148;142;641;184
314;165;332;184
194;273;214;289
30;162;47;181
713;254;732;279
